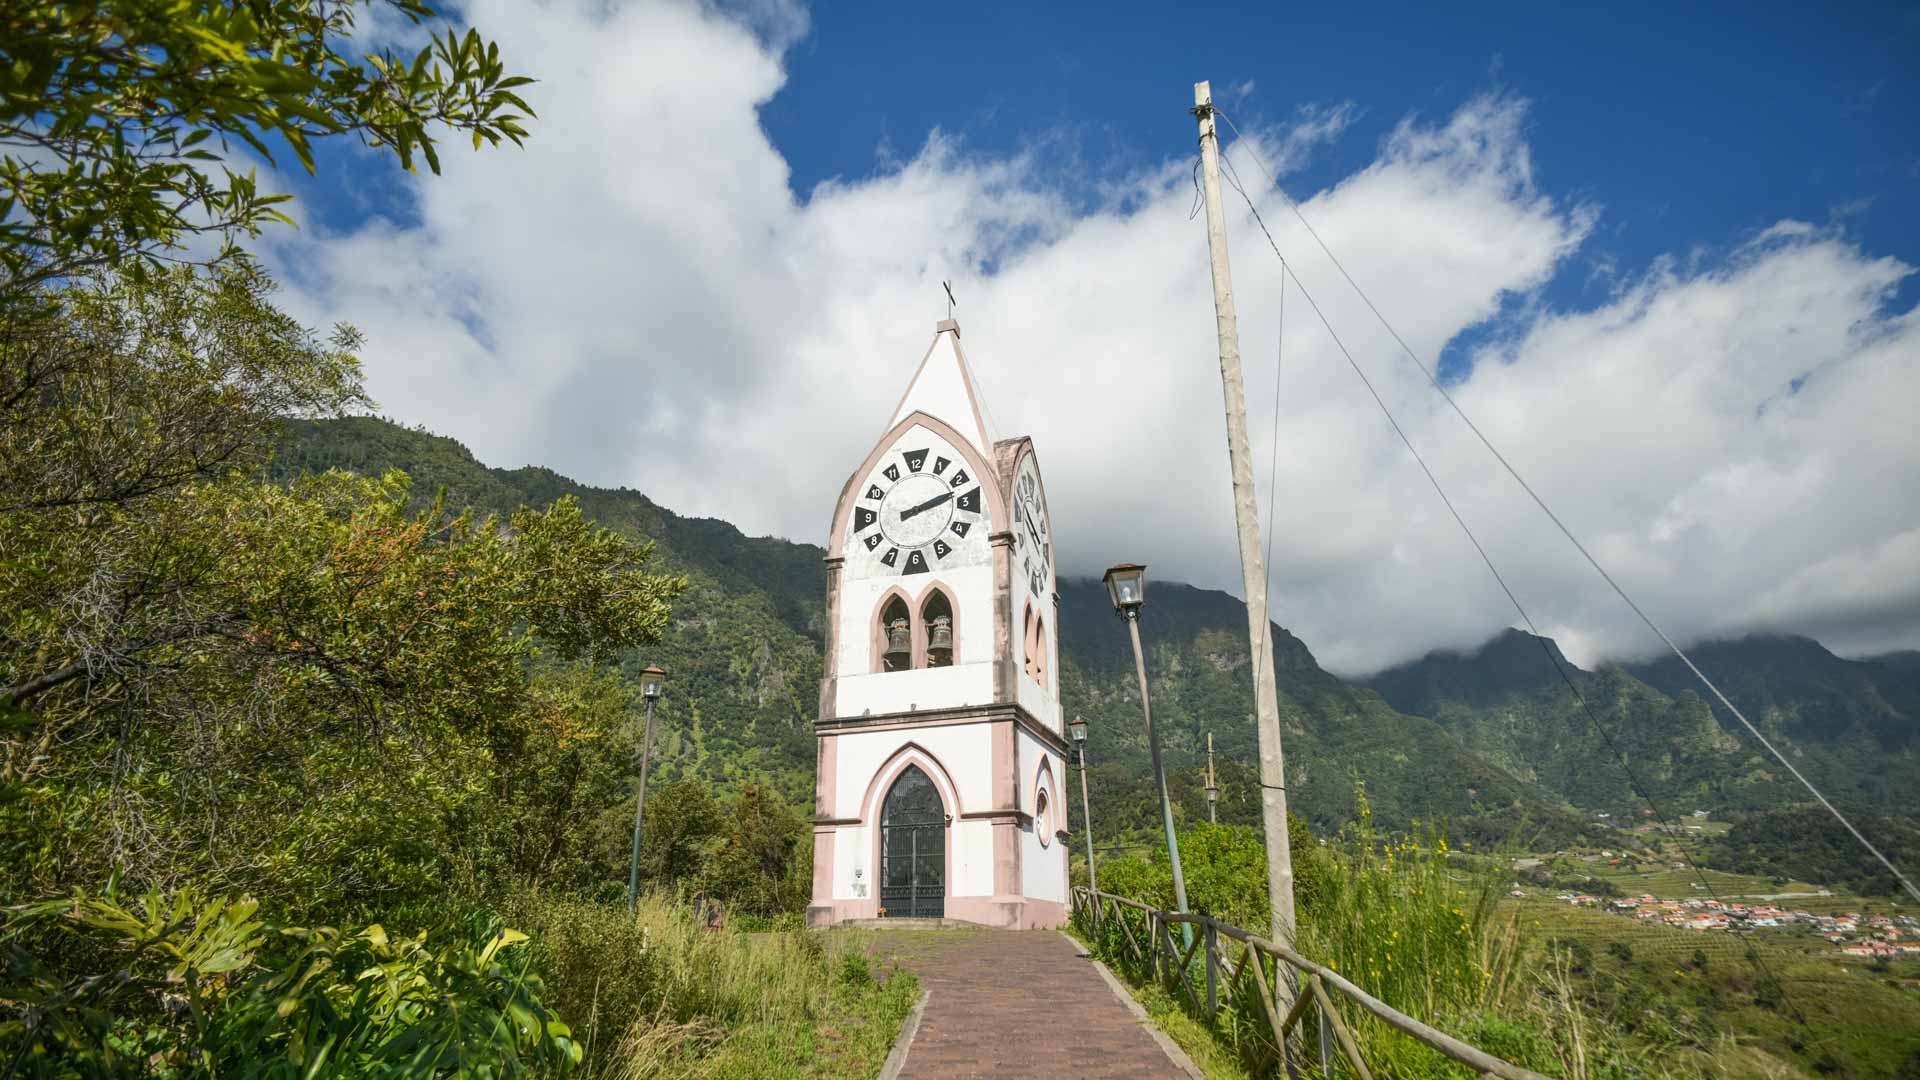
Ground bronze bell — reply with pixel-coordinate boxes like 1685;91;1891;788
928;615;953;652
884;617;912;668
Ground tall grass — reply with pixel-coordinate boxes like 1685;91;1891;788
1079;798;1699;1078
499;890;917;1079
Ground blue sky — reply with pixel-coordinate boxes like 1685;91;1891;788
267;0;1920;670
757;0;1919;317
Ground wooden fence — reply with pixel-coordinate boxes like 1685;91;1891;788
1069;886;1548;1080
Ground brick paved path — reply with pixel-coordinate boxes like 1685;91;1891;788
872;928;1192;1080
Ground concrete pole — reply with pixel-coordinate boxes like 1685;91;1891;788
627;694;659;914
1129;611;1191;945
1206;732;1218;824
1193;80;1298;953
1076;734;1100;913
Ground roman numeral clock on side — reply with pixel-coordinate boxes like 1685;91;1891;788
808;319;1069;930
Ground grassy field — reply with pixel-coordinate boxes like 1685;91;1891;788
1516;897;1920;1078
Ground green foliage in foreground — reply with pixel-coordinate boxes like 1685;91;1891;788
2;889;579;1077
1;0;532;298
1;888;918;1079
496;891;918;1079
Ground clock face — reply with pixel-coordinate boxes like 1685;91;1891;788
1013;458;1052;598
848;435;987;576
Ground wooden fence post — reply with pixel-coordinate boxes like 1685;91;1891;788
1205;923;1219;1016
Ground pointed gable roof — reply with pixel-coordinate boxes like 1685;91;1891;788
888;319;995;458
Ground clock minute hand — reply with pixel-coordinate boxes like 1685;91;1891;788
897;490;955;521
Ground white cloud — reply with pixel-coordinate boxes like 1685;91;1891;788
267;0;1920;675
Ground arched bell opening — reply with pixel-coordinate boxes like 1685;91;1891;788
877;594;912;673
920;588;955;668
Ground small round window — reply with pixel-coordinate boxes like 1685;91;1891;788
1035;789;1051;846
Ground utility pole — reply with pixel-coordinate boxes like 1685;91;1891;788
1192;80;1298;953
1205;732;1218;824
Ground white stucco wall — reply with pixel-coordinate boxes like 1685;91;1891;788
836;665;994;718
828;725;995;901
1015;728;1069;903
837;563;995;668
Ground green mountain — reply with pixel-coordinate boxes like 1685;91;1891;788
1363;629;1920;817
275;417;1587;845
1055;584;1585;845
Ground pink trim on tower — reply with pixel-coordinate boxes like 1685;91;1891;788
861;743;962;917
915;579;960;668
824;411;1008;561
868;586;915;674
887;321;995;461
991;719;1018;895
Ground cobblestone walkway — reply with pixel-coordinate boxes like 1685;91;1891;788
871;928;1193;1079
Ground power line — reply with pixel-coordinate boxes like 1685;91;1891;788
1209;147;1808;1025
1213;108;1919;907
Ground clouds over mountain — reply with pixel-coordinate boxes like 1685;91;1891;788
266;0;1920;674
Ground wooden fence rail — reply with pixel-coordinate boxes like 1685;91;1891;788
1069;886;1548;1080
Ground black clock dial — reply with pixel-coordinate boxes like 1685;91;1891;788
850;443;990;570
1013;469;1051;596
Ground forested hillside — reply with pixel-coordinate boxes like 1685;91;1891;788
1366;628;1920;815
277;417;1591;846
277;417;1920;862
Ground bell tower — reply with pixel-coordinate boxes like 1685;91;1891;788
807;319;1069;928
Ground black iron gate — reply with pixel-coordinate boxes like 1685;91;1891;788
879;765;945;918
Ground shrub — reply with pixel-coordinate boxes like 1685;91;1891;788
0;888;578;1076
494;889;917;1078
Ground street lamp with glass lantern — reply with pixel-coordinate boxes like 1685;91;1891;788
628;664;667;913
1069;716;1099;921
1102;564;1191;941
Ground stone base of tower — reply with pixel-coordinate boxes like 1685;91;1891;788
807;896;1065;930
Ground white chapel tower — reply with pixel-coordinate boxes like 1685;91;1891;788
807;319;1070;928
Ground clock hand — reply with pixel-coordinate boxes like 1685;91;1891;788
897;490;955;521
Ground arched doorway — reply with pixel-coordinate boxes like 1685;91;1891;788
880;765;946;918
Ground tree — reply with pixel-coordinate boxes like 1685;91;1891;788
0;0;533;298
0;262;686;915
703;784;807;916
1;262;366;721
637;780;725;894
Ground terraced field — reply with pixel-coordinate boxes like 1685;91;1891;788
1508;897;1920;1076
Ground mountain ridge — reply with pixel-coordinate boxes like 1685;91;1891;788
275;417;1913;839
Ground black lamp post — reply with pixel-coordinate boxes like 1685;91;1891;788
628;664;666;914
1103;564;1191;941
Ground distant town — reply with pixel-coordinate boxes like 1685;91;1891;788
1519;886;1919;958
